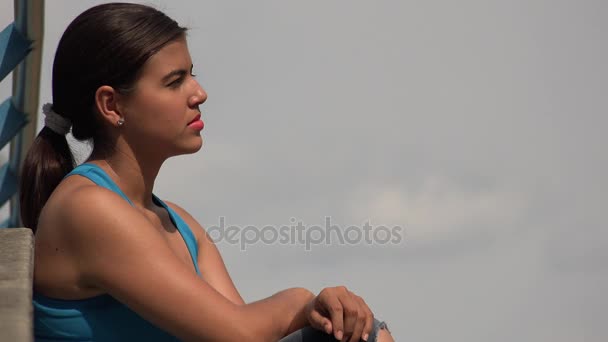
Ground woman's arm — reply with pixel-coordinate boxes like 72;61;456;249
165;201;246;305
244;286;314;336
49;186;313;341
162;202;376;341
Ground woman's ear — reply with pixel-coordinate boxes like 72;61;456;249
94;85;125;127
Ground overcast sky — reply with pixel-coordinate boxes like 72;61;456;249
2;0;607;340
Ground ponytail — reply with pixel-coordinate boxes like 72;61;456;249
20;126;74;231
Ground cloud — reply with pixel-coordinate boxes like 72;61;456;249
347;176;528;242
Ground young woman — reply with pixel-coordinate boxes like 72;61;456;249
21;3;393;341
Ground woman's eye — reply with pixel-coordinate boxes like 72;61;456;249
167;77;184;88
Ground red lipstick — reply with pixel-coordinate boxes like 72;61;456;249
188;114;204;131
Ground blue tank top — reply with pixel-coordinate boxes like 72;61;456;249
33;163;202;341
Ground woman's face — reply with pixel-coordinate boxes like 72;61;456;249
119;37;207;158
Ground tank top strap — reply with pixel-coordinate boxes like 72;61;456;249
152;195;201;275
65;163;134;206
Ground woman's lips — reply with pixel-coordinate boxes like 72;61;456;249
188;114;204;131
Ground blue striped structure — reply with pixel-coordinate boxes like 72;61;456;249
0;0;44;228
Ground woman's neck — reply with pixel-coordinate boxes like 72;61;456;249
87;147;164;210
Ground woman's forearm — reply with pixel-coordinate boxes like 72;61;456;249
239;287;314;340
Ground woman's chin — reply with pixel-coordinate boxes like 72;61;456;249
182;137;204;154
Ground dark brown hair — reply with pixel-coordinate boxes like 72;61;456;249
20;3;187;230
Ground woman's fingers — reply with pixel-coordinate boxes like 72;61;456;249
340;289;360;340
359;297;374;341
313;286;375;341
325;292;346;340
351;295;374;342
308;308;333;335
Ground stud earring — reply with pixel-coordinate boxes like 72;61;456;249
117;118;125;127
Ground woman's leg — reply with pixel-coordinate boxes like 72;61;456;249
278;318;392;342
376;326;395;342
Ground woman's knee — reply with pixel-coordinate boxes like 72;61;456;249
375;328;394;342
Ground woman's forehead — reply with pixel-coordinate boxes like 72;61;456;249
141;38;192;78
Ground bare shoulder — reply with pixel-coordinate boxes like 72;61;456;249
163;200;191;218
162;200;246;306
163;200;196;224
163;200;206;241
37;176;127;243
39;175;140;246
34;175;150;296
37;176;157;279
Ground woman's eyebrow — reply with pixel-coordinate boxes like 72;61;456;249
161;64;194;83
161;69;187;83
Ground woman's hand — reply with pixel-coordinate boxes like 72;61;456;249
306;286;375;342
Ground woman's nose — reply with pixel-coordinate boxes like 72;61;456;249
190;82;207;107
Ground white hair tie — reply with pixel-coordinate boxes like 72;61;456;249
42;103;71;135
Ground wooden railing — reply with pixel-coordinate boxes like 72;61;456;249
0;227;34;341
